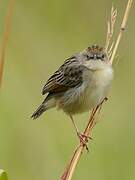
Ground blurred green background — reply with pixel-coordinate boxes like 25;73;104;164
0;0;135;179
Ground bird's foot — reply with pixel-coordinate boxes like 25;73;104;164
77;132;92;152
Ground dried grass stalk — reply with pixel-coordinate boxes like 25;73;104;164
110;0;133;64
60;0;133;179
105;6;117;51
0;0;14;88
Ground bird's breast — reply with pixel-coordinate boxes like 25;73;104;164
83;65;113;109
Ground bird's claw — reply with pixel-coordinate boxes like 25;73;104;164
77;132;92;152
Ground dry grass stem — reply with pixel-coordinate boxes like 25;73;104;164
108;42;114;59
0;0;14;88
110;0;133;64
60;0;133;180
105;6;117;51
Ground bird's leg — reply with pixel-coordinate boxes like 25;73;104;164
69;115;91;151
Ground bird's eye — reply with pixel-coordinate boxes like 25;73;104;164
85;54;91;60
86;55;89;59
100;54;106;61
85;54;95;60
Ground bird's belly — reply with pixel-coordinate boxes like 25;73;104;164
81;82;107;111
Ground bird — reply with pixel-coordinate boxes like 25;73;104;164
31;45;113;144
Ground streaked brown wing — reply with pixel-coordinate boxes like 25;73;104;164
42;56;86;95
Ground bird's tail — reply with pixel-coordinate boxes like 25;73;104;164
31;96;56;120
31;103;47;119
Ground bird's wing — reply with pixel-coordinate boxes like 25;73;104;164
42;56;87;95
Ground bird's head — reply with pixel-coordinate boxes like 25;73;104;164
85;45;108;61
82;45;110;70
